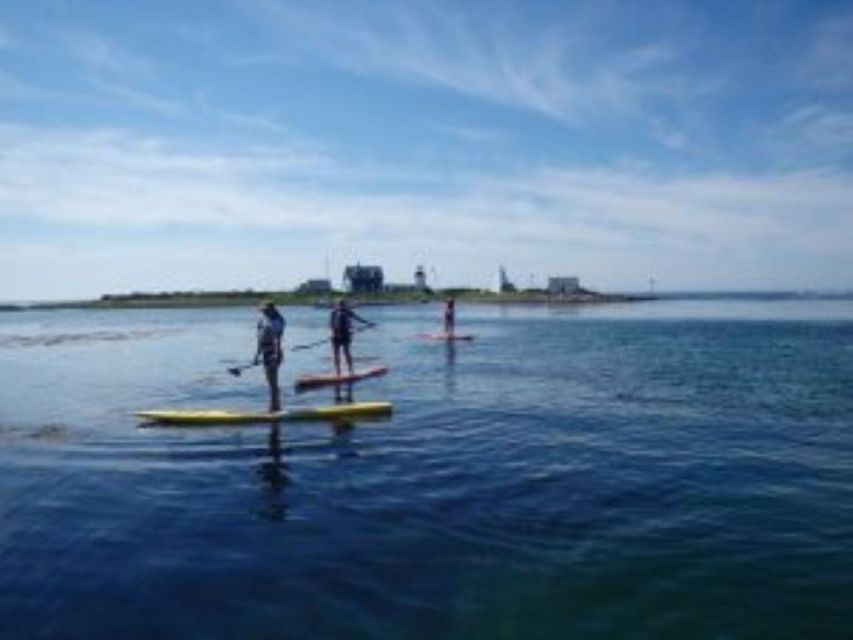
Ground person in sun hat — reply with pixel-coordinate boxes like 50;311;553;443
254;299;286;412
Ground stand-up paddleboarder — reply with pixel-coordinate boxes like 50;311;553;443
330;299;372;376
255;300;285;412
444;298;456;337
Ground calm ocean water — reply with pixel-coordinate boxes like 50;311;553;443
1;298;851;639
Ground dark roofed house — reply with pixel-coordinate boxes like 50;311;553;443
343;265;384;293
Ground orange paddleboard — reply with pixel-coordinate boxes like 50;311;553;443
295;365;389;391
417;333;474;341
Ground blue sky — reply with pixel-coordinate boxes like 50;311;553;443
1;0;851;299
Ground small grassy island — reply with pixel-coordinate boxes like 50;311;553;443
10;287;652;311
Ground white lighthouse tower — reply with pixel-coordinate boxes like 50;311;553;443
494;265;516;293
414;265;427;290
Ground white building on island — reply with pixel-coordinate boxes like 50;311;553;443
548;276;581;295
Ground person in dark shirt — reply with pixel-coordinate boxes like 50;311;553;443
444;298;456;336
255;300;285;412
330;299;372;376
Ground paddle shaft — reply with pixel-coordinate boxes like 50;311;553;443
228;323;376;375
292;323;375;352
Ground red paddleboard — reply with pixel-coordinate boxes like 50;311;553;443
295;365;389;391
418;333;475;342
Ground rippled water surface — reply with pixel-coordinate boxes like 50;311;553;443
1;299;852;638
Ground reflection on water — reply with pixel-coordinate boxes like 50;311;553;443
444;341;456;396
256;423;290;522
254;418;362;522
329;421;358;459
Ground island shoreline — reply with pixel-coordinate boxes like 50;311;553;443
2;289;656;311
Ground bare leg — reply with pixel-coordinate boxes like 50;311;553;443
343;342;354;374
333;340;342;376
264;360;281;412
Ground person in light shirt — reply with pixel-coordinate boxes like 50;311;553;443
254;300;285;412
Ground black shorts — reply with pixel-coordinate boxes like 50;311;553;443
332;333;352;348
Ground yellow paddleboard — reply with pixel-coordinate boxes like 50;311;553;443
135;401;392;425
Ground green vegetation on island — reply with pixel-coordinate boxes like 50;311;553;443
5;286;651;311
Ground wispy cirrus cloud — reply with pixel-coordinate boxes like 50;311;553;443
0;22;12;49
87;78;185;117
0;69;38;100
59;29;152;76
171;22;220;47
194;96;294;139
798;10;853;91
431;123;509;144
0;122;336;227
768;104;853;164
238;1;715;133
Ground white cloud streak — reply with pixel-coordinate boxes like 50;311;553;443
782;104;853;138
238;0;712;130
0;123;335;228
59;29;152;76
171;23;220;47
0;22;12;49
431;123;509;144
799;11;853;91
769;104;853;163
199;102;294;138
88;79;186;117
0;69;37;100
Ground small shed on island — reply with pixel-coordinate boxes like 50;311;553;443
343;265;384;293
297;279;332;294
548;277;580;295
